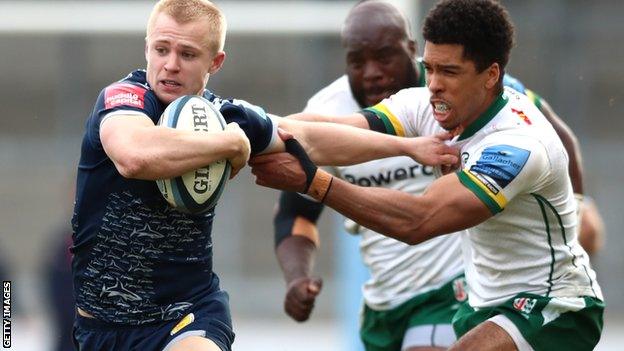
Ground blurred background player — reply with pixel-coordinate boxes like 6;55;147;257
274;1;604;350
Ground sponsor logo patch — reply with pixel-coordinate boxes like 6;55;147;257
105;83;146;109
513;297;537;314
469;145;530;188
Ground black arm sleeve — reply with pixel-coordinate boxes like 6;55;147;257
274;191;325;248
361;109;389;134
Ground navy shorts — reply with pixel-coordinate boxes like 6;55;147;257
73;290;234;351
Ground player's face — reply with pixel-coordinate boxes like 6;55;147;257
423;42;500;132
145;13;221;104
344;28;418;107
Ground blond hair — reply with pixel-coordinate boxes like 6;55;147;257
146;0;227;54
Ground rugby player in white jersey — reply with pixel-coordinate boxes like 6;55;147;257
275;2;464;350
252;1;604;350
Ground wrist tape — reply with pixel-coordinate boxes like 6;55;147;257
283;138;333;202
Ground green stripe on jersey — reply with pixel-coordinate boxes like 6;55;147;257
457;171;503;214
533;195;557;296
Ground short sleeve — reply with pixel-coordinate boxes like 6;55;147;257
87;82;157;150
360;87;430;137
456;135;549;214
216;98;277;155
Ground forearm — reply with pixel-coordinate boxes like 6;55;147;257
321;174;490;245
278;117;407;166
105;124;243;180
578;200;605;255
276;236;318;284
287;112;370;129
321;178;435;245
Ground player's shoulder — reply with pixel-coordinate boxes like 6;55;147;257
304;75;361;114
101;69;152;111
105;70;150;93
380;86;430;109
307;75;352;105
502;74;526;94
502;87;549;126
205;90;268;120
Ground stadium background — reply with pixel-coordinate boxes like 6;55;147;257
0;0;622;349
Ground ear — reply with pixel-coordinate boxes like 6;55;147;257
209;51;226;74
485;63;500;90
144;42;149;61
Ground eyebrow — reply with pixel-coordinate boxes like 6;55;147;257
152;39;201;51
421;60;462;70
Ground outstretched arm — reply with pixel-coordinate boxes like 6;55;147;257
270;117;458;167
251;150;491;245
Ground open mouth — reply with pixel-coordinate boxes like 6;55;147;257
160;79;182;88
433;101;450;114
431;100;452;125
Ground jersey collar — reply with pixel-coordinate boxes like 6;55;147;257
457;91;508;141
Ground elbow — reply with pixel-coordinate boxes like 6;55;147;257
114;154;149;179
397;222;435;246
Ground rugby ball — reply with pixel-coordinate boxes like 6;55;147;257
156;95;231;214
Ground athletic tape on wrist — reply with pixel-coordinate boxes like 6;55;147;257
307;169;333;203
283;137;333;202
284;138;316;192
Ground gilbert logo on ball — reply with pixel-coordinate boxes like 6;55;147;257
156;95;231;214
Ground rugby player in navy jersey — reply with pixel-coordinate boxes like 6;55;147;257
70;1;459;350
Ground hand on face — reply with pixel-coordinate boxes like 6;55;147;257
284;276;323;322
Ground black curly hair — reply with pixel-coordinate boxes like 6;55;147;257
422;0;514;74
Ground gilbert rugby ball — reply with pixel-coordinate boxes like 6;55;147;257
156;95;231;213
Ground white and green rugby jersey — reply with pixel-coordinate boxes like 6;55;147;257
304;74;464;311
366;86;603;308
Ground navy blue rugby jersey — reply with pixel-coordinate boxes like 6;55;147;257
71;70;277;325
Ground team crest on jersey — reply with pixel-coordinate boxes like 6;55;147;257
513;297;537;314
470;145;530;188
105;83;145;109
452;277;468;302
511;108;532;125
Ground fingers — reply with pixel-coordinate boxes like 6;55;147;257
284;277;322;322
439;154;459;165
307;277;323;295
434;131;454;141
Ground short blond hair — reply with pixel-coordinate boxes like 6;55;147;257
146;0;227;54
